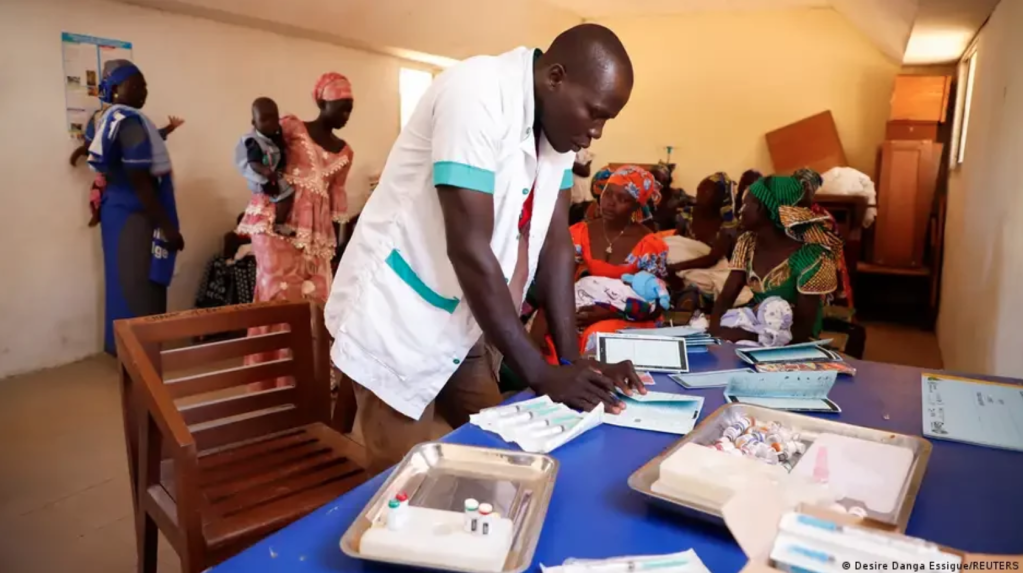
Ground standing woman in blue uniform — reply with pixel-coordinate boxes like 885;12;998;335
88;61;184;354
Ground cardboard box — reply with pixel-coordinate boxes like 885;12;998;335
723;484;1022;572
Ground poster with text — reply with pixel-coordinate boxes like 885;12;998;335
62;32;133;140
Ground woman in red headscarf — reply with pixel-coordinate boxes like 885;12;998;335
238;73;355;386
570;165;669;353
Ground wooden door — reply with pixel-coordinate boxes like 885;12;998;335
872;141;942;268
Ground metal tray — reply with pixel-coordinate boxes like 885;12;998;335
627;403;932;532
340;442;559;573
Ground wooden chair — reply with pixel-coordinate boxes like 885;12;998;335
115;301;369;573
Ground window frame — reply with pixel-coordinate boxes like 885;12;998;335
950;47;979;168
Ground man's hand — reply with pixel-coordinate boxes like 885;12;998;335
579;358;647;397
530;363;625;414
165;116;185;134
576;305;616;327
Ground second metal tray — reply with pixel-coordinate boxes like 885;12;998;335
628;403;932;532
340;442;558;573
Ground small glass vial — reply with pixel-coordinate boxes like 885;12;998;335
463;498;479;534
478;503;494;536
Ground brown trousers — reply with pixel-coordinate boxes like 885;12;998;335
351;338;504;474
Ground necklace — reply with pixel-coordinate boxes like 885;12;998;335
601;220;629;256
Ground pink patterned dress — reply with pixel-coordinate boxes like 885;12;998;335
237;115;353;384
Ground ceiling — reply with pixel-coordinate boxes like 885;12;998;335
904;0;1000;64
540;0;1000;64
540;0;829;18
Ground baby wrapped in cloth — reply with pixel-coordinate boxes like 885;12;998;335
664;234;753;306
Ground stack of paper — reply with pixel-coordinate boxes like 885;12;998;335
618;326;721;354
735;341;855;375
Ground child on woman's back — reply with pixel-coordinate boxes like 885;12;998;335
235;97;294;236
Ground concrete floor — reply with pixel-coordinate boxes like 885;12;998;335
0;323;943;573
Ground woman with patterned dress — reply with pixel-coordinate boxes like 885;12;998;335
710;173;842;343
86;61;183;355
237;73;354;385
570;165;669;353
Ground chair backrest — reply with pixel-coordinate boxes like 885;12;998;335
116;301;331;453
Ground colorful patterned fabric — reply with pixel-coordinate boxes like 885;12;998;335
605;164;662;224
570;223;669;280
729;232;835;336
313;72;353;102
730;171;846;335
590;165;612;199
706;172;738;229
569;222;669;353
749;176;804;226
237;115;354;258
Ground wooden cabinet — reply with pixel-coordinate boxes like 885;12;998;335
889;75;952;122
885;121;938;141
871;141;943;269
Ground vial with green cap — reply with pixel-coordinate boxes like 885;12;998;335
386;498;406;531
463;498;479;533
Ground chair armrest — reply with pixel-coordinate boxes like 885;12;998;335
115;320;195;452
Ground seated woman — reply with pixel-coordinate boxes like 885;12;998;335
570;165;669;353
669;172;739;272
665;173;743;311
710;174;842;343
794;168;855;309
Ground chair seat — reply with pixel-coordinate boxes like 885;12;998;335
167;423;369;550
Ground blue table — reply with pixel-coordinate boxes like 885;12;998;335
214;347;1023;572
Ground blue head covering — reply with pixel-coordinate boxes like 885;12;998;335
98;61;141;104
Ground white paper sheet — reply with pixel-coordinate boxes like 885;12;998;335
603;391;704;435
921;373;1023;452
603;337;683;369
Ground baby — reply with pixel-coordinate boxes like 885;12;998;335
235;97;294;236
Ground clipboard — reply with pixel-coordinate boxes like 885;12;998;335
596;333;689;373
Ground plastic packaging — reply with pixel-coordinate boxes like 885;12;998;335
470;400;604;453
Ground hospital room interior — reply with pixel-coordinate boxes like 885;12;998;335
1;0;1021;571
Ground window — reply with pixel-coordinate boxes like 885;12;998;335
399;68;434;129
952;50;978;166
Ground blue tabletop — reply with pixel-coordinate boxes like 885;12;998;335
214;347;1023;572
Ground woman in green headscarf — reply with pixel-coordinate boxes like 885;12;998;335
709;173;842;343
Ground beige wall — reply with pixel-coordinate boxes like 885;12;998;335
937;0;1023;377
589;8;900;193
0;0;407;378
120;0;582;64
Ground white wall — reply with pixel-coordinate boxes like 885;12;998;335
590;9;899;193
0;0;405;378
937;0;1023;377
